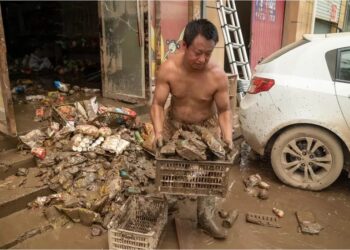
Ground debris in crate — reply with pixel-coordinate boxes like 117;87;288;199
296;211;323;234
176;139;207;161
158;126;232;161
246;212;281;228
159;141;175;156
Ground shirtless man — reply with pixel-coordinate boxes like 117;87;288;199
151;19;232;239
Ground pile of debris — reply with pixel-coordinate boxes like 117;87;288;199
159;127;235;162
17;97;157;236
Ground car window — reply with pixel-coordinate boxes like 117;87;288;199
260;39;309;64
337;49;350;82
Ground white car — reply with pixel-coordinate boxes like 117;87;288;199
239;33;350;190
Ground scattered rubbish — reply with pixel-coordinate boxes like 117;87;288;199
258;189;269;200
272;207;284;218
56;206;102;226
222;209;239;228
296;211;323;234
12;85;26;94
244;174;271;200
134;131;144;144
26;95;46;101
258;181;270;189
102;135;130;155
19;129;46;149
83;97;98;121
244;174;262;188
16;168;29;176
34;107;45;122
246;212;281;228
14;95;163;236
31;147;47;159
54;80;70;92
91;224;103;236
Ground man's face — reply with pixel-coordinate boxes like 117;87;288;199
184;34;216;70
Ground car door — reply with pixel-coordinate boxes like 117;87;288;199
334;47;350;128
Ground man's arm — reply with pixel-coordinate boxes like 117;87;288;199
214;72;233;147
150;63;171;144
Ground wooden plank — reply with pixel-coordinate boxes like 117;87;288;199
0;6;17;135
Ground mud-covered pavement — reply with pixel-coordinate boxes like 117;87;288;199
159;149;350;249
2;136;350;249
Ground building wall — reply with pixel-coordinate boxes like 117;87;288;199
204;0;225;69
337;0;348;31
282;0;314;47
250;0;285;70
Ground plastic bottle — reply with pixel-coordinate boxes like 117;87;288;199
11;85;26;94
53;80;69;92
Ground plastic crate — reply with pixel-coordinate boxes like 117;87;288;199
156;157;231;197
108;196;168;250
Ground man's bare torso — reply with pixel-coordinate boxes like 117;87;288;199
166;52;220;124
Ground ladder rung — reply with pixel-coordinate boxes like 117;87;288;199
221;6;237;13
225;42;244;49
225;24;240;31
229;61;249;66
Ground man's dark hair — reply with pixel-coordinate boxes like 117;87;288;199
183;19;219;47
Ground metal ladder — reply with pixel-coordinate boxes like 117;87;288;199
216;0;251;80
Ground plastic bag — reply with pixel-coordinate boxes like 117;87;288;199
98;127;112;137
83;97;98;121
19;129;46;149
102;135;130;155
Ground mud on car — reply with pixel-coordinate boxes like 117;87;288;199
239;33;350;191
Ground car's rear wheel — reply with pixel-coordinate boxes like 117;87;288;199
271;126;343;190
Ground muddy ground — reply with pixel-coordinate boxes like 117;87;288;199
6;151;350;249
157;154;350;249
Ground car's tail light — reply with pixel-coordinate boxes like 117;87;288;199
248;77;275;94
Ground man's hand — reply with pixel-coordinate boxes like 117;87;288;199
154;133;164;148
224;140;239;164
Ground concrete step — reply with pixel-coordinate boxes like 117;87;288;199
0;149;36;180
0;208;51;249
0;167;52;218
13;223;108;249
